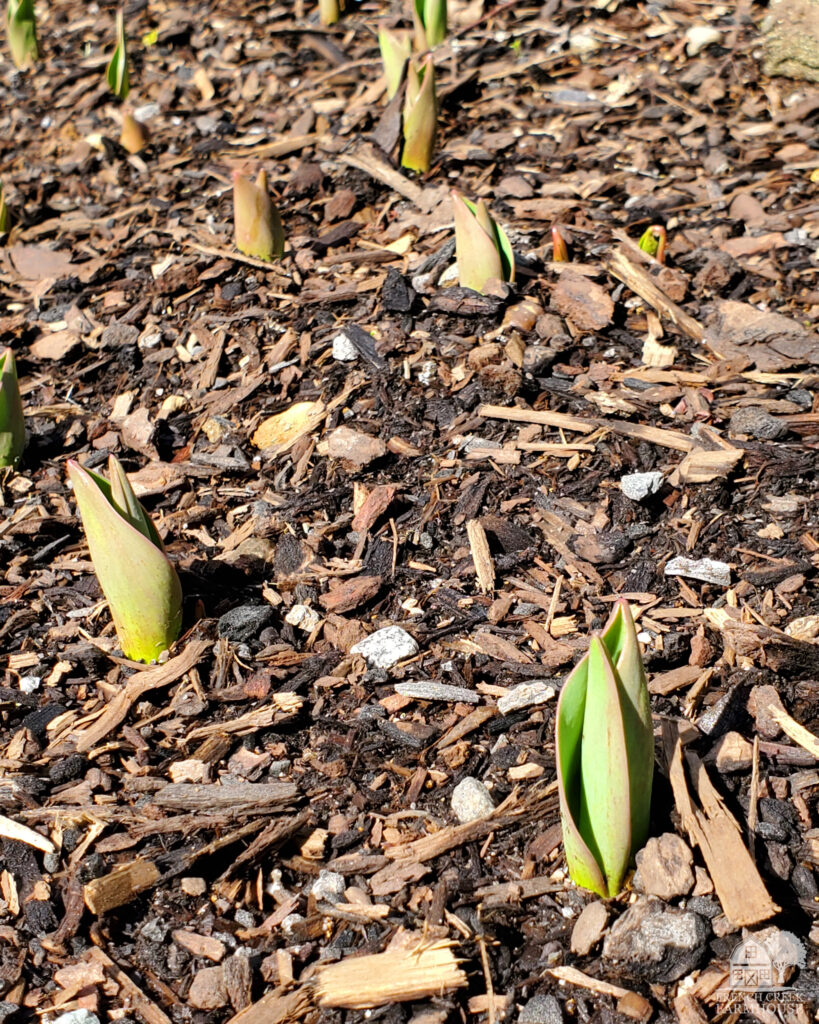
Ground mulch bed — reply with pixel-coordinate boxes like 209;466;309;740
2;0;819;1021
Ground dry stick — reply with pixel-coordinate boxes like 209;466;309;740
467;519;495;594
605;249;705;342
338;143;436;211
53;639;210;755
84;858;161;915
85;945;172;1024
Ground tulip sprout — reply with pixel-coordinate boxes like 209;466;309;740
5;0;37;70
68;456;183;663
0;183;10;235
0;347;25;468
413;0;446;50
233;169;285;262
106;9;129;101
319;0;344;26
452;190;515;294
556;599;654;898
401;55;437;173
379;27;412;100
551;225;569;262
638;224;666;265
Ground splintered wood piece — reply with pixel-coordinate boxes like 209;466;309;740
314;931;467;1009
668;447;743;484
766;704;819;758
606;249;705;342
51;639;210;755
548;967;652;1021
663;721;780;926
153;781;298;813
340;144;439;212
227;984;310;1024
0;814;55;854
467;520;495;594
85;946;172;1024
478;403;594;433
84;858;161;914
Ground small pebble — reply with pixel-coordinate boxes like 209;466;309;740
602;897;709;982
54;1012;101;1024
518;994;563;1024
284;604;322;632
181;877;207;896
311;870;346;903
620;471;664;502
633;833;695;900
451;777;495;823
281;913;305;936
351;626;419;669
497;680;556;715
685;25;722;56
394;681;480;704
332;332;358;362
665;556;731;587
729;406;787;440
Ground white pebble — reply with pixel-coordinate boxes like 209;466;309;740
620;471;664;501
451;777;495;823
332;332;358;362
351;626;419;669
284;604;322;632
311;870;346;903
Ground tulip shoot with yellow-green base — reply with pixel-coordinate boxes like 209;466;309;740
556;599;654;898
401;56;436;174
413;0;446;50
233;169;284;261
0;346;25;468
319;0;344;26
5;0;37;69
106;9;129;100
0;183;10;235
452;191;515;294
68;455;183;663
638;224;666;264
379;27;412;100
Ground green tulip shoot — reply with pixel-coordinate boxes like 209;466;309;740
413;0;446;50
401;55;436;174
0;347;25;467
68;455;183;662
638;224;667;264
556;599;654;898
106;9;129;100
5;0;37;69
452;191;515;294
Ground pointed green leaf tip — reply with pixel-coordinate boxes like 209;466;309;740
413;0;446;49
68;455;182;662
233;169;285;261
556;599;653;898
5;0;38;70
0;347;25;468
378;27;411;100
106;9;129;101
401;55;436;174
452;191;515;294
0;182;10;234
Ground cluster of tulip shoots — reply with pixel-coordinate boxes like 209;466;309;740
378;0;446;174
556;599;654;898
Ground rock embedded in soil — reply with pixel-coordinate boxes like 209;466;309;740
497;680;555;714
54;1013;101;1024
311;870;346;903
332;332;358;361
602;897;709;982
747;684;786;738
550;272;614;332
620;471;664;501
570;531;631;565
188;965;228;1009
570;900;609;955
729;406;787;440
217;604;274;643
518;994;563;1024
451;777;495;823
351;626;419;668
633;834;695;900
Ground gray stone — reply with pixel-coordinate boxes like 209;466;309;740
451;777;495;823
570;901;608;955
633;834;695;900
602;897;709;982
217;604;274;643
54;1014;101;1024
497;680;556;715
351;626;419;669
311;870;346;903
620;471;664;502
729;406;787;440
395;681;480;704
518;994;563;1024
665;556;731;587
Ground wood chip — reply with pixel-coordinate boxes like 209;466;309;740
466;519;495;593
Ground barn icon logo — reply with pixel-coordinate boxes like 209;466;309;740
729;931;806;993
